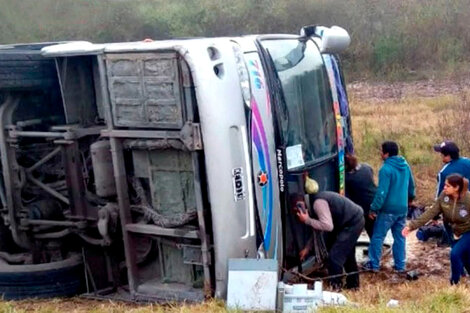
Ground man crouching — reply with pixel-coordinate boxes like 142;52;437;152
296;181;364;290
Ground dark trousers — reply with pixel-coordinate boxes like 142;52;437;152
364;214;375;240
450;231;470;284
362;205;375;240
325;214;365;289
441;222;454;246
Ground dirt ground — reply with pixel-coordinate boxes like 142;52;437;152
372;230;450;284
406;230;450;276
356;228;450;280
349;78;470;102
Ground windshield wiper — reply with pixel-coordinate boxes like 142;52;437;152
264;48;289;138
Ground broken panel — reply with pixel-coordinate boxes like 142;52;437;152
132;150;196;216
159;241;198;284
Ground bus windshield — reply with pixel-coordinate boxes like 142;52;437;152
261;38;336;171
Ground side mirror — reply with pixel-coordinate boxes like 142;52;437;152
320;26;350;54
300;25;351;54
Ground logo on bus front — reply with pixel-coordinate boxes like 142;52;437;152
232;167;246;201
257;170;269;187
277;149;285;192
248;60;264;90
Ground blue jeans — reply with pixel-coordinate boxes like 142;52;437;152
450;231;470;284
368;213;406;271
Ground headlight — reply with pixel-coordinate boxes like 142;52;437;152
231;42;251;108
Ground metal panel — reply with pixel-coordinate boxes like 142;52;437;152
136;281;204;302
183;39;259;299
159;242;195;284
105;53;184;129
228;258;278;271
182;245;204;265
245;52;283;262
132;150;150;178
148;150;195;215
109;138;140;296
125;223;199;239
55;56;99;126
226;258;278;311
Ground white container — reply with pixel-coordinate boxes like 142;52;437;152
282;282;323;313
292;284;308;295
283;294;320;313
313;281;322;299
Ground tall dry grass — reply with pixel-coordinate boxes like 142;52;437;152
0;298;229;313
320;276;470;313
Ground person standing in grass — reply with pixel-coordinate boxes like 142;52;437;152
363;141;415;272
345;153;377;240
403;174;470;285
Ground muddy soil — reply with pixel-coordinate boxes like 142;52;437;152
354;229;449;286
377;231;451;284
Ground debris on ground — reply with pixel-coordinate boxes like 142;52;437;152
386;299;399;307
280;281;357;312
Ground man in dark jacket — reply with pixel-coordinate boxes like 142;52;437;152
296;190;364;290
345;153;377;239
365;141;415;272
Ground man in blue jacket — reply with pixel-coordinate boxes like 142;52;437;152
434;141;470;197
433;141;470;245
364;141;415;272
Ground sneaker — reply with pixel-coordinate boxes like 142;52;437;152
416;229;428;241
406;270;419;280
329;281;343;292
393;267;406;274
361;261;379;273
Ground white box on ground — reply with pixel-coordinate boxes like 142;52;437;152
282;282;322;313
226;258;278;311
283;293;320;313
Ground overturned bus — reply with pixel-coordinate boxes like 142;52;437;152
0;25;353;301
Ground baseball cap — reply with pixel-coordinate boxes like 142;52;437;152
433;141;459;154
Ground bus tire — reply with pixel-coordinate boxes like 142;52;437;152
0;221;16;252
0;253;84;299
0;43;58;90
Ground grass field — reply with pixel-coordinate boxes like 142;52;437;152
0;81;469;312
0;276;468;312
350;80;470;204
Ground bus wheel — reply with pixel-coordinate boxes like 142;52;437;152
0;253;83;299
0;43;58;90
